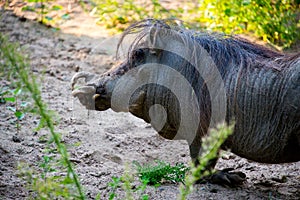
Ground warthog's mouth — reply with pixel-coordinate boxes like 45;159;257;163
71;72;111;111
93;93;111;111
72;85;97;110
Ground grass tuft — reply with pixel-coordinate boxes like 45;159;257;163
134;160;189;186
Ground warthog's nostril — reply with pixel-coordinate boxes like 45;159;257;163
96;86;107;95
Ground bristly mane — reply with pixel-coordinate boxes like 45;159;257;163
117;19;299;71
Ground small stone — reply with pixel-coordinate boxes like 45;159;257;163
271;176;287;183
75;65;80;72
70;158;81;163
245;166;255;171
90;171;105;178
12;135;22;143
254;180;273;187
210;188;218;193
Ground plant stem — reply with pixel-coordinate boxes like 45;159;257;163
0;34;85;200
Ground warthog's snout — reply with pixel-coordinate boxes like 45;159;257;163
71;71;112;111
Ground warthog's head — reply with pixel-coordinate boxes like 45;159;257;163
71;52;152;114
71;70;113;111
71;21;197;116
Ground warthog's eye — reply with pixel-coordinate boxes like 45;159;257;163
149;49;157;56
132;49;145;60
149;48;162;57
130;49;145;68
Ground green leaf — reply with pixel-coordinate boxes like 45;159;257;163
0;89;9;96
4;97;16;102
242;0;251;6
95;193;101;200
61;14;70;20
49;167;56;172
15;110;25;120
61;176;74;184
142;195;149;200
20;102;28;107
45;16;53;21
52;5;63;11
109;193;116;200
51;27;61;32
38;135;48;143
224;8;231;16
13;88;22;96
7;106;16;112
35;117;46;131
21;6;35;12
43;155;51;163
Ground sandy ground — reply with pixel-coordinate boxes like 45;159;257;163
0;1;299;199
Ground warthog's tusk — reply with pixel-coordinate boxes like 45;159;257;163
71;71;96;90
93;94;100;100
72;86;96;97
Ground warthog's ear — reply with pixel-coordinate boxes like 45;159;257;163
147;26;186;56
148;26;170;49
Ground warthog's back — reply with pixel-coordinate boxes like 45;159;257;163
224;60;300;163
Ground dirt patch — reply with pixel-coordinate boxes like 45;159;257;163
0;2;299;200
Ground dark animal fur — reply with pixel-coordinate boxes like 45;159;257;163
117;19;300;70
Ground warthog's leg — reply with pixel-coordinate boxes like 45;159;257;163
209;168;246;186
195;156;246;187
191;135;246;186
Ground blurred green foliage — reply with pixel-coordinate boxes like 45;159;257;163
93;0;178;31
15;0;300;47
92;0;300;48
21;0;70;28
191;0;300;48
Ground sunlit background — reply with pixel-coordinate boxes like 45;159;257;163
3;0;300;49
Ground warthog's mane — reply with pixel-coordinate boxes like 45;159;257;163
117;19;299;72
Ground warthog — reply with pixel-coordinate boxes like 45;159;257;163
71;19;299;185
